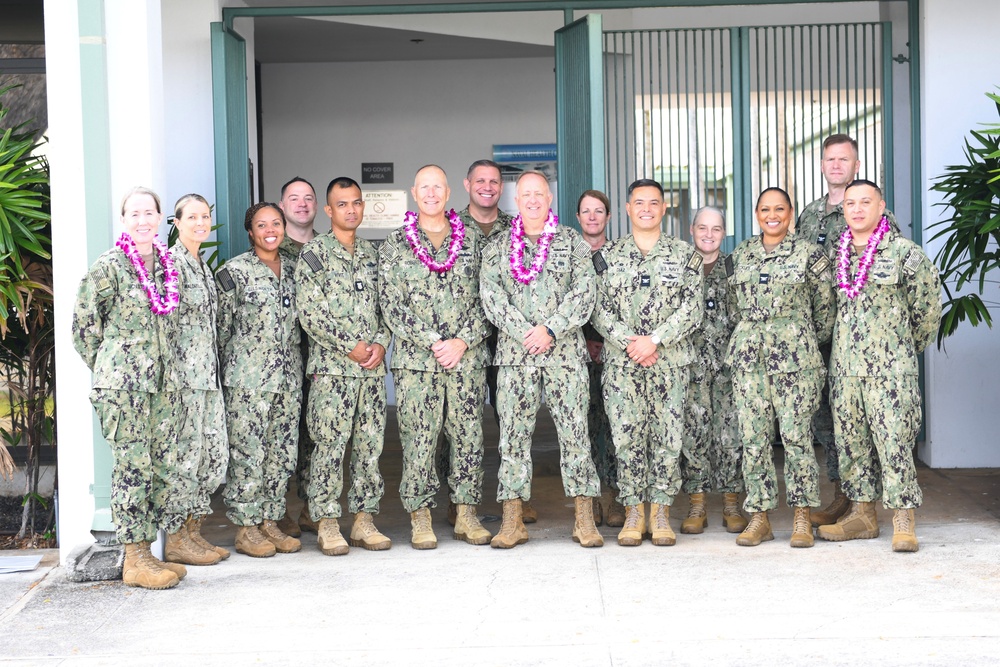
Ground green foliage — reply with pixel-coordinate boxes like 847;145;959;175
0;85;56;539
0;84;51;337
929;90;1000;346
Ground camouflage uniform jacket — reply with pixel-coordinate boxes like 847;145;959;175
72;247;173;392
457;206;513;242
797;194;900;252
167;246;220;391
591;234;705;370
690;256;736;382
379;223;491;372
480;225;595;367
216;251;303;393
294;234;390;377
830;230;941;377
278;234;308;263
726;235;835;375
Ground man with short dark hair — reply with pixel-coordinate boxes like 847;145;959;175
817;179;941;552
459;159;513;239
278;176;318;257
591;179;705;547
295;177;392;556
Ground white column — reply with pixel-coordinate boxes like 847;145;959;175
919;0;1000;466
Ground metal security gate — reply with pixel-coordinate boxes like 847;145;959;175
604;22;891;246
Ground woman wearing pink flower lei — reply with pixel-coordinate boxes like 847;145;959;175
72;186;188;590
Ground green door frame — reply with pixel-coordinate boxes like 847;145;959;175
214;0;921;250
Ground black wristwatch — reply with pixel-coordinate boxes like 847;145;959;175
545;326;556;340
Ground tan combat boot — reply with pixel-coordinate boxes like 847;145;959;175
454;504;491;545
317;518;349;556
276;511;302;538
722;493;749;533
186;515;230;560
572;496;604;547
123;542;179;590
680;492;708;534
235;525;277;558
649;503;676;546
736;511;774;546
606;497;627;527
298;504;318;534
152;558;187;581
350;511;392;551
811;482;850;527
617;504;646;547
891;509;918;553
260;519;302;553
165;526;222;566
490;498;529;549
522;500;538;524
790;507;815;548
593;497;604;527
410;507;437;550
817;501;879;541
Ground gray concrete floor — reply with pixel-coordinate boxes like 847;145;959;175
1;406;999;666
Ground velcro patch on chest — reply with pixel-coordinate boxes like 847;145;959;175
809;255;832;278
574;239;592;261
724;255;734;277
379;241;399;264
302;250;323;273
482;239;500;263
686;251;703;274
216;267;236;292
94;265;113;295
903;249;922;275
592;251;608;275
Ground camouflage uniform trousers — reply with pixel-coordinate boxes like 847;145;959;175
682;368;744;494
831;375;922;509
90;389;178;544
732;367;824;512
395;369;486;513
222;387;302;526
495;364;600;501
295;361;314;504
815;342;838;480
181;390;228;522
588;361;617;491
602;364;688;506
306;374;386;520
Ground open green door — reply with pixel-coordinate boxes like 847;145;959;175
555;14;604;232
211;23;251;260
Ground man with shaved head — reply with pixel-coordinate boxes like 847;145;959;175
379;165;492;549
480;170;603;549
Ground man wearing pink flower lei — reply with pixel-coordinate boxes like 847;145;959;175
379;165;493;549
480;170;603;549
817;179;941;552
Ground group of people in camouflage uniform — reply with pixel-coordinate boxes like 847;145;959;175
72;134;940;589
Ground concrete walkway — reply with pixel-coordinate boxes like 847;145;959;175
1;408;998;665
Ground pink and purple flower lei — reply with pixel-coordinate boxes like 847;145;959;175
403;208;465;274
836;215;890;299
116;232;180;315
510;209;558;284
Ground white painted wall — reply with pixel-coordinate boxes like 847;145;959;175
918;0;1000;467
259;58;555;238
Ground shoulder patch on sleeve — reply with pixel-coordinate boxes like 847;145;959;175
94;265;114;295
216;267;236;292
302;249;323;273
724;255;734;278
574;239;592;260
903;248;923;274
379;240;399;264
686;251;704;273
592;251;608;275
810;255;832;278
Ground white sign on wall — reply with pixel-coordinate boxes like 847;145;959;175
362;190;407;229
